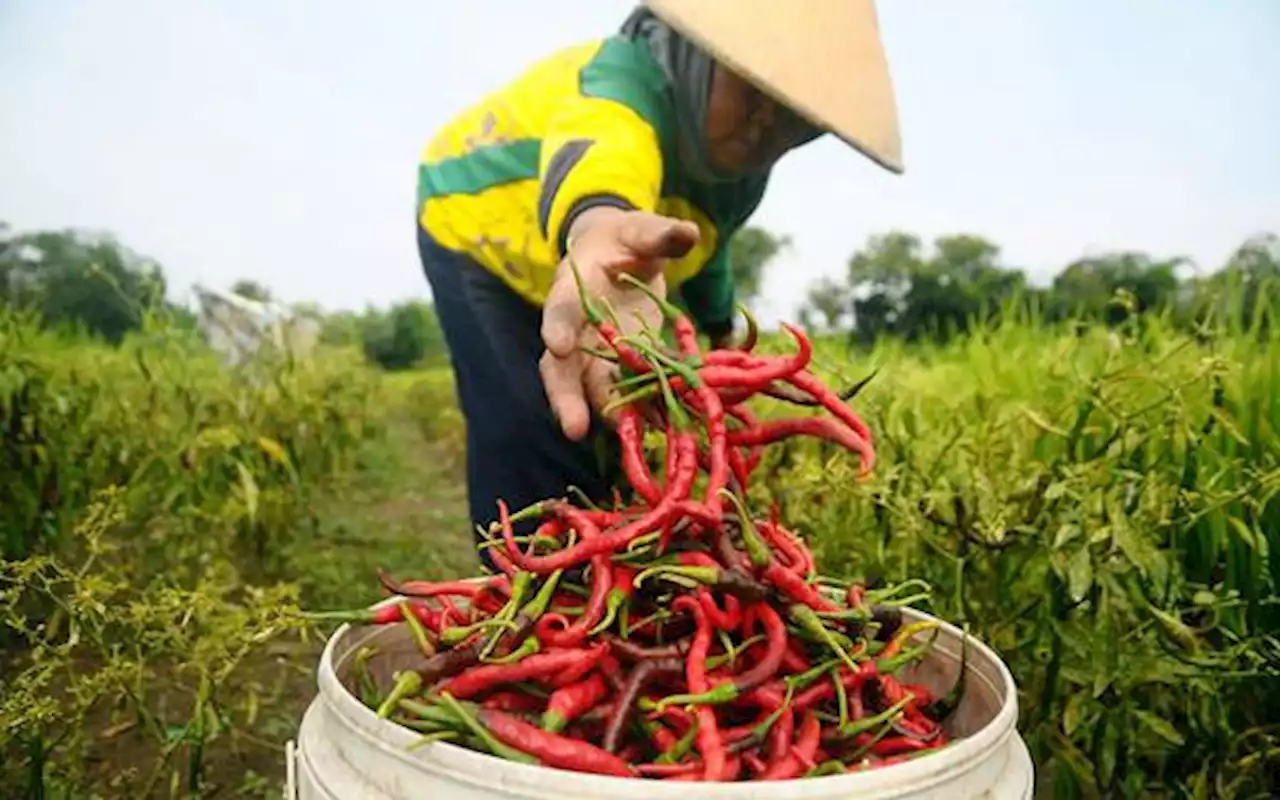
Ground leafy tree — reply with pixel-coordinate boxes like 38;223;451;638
0;226;166;343
1049;251;1185;324
828;231;1029;344
845;231;925;340
360;301;448;371
799;276;850;331
1186;232;1280;330
729;227;790;307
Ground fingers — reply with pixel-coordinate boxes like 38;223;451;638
541;277;585;359
583;357;621;426
621;213;700;260
540;349;590;441
610;214;700;281
539;208;697;440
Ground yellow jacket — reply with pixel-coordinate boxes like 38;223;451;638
416;35;768;338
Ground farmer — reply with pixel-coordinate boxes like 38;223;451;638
415;0;903;554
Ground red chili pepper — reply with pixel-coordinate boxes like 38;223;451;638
697;323;812;389
617;405;663;506
670;309;701;359
723;753;744;781
870;735;937;757
482;691;545;713
541;673;609;733
476;708;637;777
439;645;608;699
785;369;874;445
304;600;438;628
879;674;909;706
794;660;878;711
603;657;684;753
643;719;680;753
589;316;652;376
697;588;741;632
499;437;698;573
744;752;769;777
712;443;751;491
727;417;875;476
663;421;679;491
547;649;612;689
703;348;758;367
768;706;795;766
757;519;814;577
687;382;729;519
376;569;509;601
759;710;821;780
782;638;811;672
764;562;841;612
486;540;519;576
649;703;695;733
900;682;935;708
536;510;613;648
672;595;727;781
636;761;701;778
472;588;510;616
658;601;788;711
436;596;467;626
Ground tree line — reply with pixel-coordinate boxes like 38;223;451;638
4;220;1276;371
795;230;1280;343
0;223;448;371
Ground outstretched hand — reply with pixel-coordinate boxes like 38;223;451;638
539;207;699;441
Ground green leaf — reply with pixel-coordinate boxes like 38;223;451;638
1066;546;1093;604
1149;605;1199;654
1132;709;1185;747
235;460;259;525
1063;692;1088;736
257;436;292;467
1092;611;1118;698
1052;523;1081;551
1097;712;1120;788
1113;517;1160;577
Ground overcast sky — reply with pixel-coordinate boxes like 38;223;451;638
2;1;1277;325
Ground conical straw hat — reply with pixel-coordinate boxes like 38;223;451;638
643;0;904;174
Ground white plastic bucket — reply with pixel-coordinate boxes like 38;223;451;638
286;603;1033;799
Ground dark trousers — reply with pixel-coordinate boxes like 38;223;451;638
415;225;621;567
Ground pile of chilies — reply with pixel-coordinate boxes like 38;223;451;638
312;271;964;782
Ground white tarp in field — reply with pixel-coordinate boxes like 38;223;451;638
192;284;320;367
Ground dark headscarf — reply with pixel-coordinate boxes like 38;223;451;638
619;7;734;185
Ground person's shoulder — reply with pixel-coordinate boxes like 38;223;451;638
578;35;665;88
572;35;673;145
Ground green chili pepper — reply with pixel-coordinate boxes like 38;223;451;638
442;617;518;646
789;604;862;674
398;601;437;657
720;489;772;568
376;670;423;720
836;695;914;739
484;635;540;665
353;645;380;709
656;715;700;764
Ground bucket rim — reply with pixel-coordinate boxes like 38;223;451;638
315;590;1020;796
